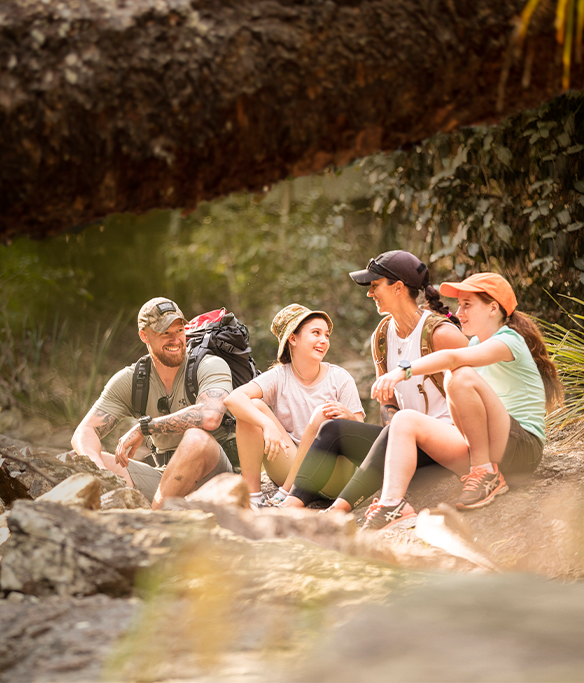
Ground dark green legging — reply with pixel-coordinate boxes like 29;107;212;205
289;419;437;508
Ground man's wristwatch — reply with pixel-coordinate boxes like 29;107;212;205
398;360;412;380
139;415;153;436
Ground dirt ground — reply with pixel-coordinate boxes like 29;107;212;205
1;425;584;682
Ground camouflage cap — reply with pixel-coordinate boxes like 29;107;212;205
138;297;187;334
271;303;333;362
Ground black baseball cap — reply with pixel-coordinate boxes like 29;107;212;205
349;250;428;288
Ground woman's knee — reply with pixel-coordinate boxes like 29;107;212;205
390;409;424;434
445;366;477;394
236;418;261;438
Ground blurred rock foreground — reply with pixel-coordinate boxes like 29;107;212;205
1;431;584;682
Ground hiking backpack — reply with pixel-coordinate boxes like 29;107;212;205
371;312;454;413
132;308;260;416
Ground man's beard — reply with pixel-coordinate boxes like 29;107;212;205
151;344;186;368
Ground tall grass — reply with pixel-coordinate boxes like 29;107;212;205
0;308;131;427
540;295;584;442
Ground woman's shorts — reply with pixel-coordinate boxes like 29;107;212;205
500;416;544;475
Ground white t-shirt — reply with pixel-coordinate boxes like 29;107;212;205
252;363;365;444
386;310;453;423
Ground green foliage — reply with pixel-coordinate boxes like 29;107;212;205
541;295;584;441
362;93;584;316
0;211;171;425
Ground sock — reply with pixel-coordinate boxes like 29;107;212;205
379;497;403;507
472;462;495;474
250;491;264;500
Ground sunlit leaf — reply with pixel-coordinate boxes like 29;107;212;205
495;146;513;166
567;221;584;231
557;131;572;146
494;223;513;243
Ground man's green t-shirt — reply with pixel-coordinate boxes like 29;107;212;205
469;326;546;443
93;354;233;453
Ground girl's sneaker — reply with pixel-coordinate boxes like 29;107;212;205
249;492;266;510
269;487;289;505
456;464;508;510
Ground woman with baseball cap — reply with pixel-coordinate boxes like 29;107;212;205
361;272;563;531
224;304;365;508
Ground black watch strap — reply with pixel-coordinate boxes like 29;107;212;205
139;415;153;436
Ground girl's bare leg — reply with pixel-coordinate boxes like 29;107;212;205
281;405;328;492
237;399;297;492
444;366;511;468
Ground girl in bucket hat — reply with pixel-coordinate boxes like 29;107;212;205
224;304;365;507
360;272;564;532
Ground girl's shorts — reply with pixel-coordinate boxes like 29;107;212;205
500;416;544;475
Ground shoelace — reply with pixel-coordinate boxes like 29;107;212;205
460;466;491;491
365;498;382;519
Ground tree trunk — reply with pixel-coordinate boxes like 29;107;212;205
0;0;579;240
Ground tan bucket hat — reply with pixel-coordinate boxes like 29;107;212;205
271;304;333;362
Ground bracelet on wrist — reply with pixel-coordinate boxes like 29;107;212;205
397;360;412;380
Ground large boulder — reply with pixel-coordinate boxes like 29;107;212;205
0;501;216;597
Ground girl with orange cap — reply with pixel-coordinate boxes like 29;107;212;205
362;272;563;532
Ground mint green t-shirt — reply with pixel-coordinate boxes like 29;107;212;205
469;326;546;443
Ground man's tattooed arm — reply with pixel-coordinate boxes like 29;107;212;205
380;403;399;427
71;408;121;466
150;388;229;435
91;409;121;439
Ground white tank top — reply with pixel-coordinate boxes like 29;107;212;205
385;309;452;423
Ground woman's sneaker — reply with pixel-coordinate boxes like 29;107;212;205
456;464;509;510
361;498;417;532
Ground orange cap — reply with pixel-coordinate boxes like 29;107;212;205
439;273;517;316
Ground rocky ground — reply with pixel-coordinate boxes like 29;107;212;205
1;426;584;683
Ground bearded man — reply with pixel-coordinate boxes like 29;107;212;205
72;297;233;509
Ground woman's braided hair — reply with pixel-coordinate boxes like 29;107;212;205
401;272;461;328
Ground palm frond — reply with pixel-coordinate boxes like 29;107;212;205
519;0;584;89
